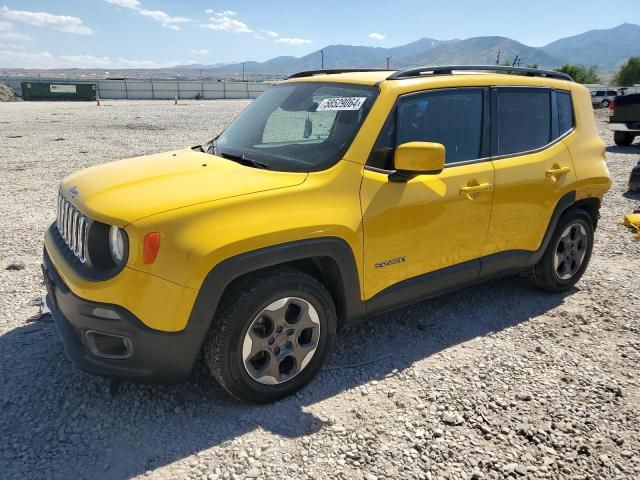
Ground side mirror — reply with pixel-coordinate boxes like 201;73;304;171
389;142;445;182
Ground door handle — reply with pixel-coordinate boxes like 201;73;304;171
460;183;492;196
546;166;571;177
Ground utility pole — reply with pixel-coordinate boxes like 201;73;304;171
386;57;392;69
512;55;520;67
496;49;502;65
241;62;246;82
321;49;324;69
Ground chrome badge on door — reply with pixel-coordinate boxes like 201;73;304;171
375;256;407;269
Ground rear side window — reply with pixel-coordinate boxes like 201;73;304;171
495;88;551;156
556;91;574;137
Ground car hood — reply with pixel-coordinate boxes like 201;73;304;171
61;148;308;226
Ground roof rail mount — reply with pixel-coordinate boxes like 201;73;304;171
287;68;390;79
387;65;573;82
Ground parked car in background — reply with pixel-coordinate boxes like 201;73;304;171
609;93;640;146
591;89;618;107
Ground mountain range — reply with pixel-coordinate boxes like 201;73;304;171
182;23;640;76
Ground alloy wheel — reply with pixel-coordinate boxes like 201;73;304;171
553;223;588;280
242;297;320;385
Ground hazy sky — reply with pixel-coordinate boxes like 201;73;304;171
1;0;639;69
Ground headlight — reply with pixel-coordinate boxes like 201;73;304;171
108;226;126;264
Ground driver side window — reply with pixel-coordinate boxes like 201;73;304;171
368;88;486;170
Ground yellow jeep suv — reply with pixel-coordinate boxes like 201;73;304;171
43;65;611;403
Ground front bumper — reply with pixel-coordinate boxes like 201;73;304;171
608;122;640;133
42;247;208;383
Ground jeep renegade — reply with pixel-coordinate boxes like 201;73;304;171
43;65;611;403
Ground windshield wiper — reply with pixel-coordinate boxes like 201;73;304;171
219;151;270;170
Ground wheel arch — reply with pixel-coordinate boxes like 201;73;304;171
571;197;601;228
187;237;364;335
533;191;599;266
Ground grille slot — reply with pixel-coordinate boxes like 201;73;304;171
56;192;88;263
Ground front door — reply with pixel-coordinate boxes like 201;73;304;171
360;87;495;300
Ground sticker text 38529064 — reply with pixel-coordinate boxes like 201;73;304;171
316;97;367;111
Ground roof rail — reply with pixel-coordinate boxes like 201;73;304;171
387;65;573;82
287;68;390;79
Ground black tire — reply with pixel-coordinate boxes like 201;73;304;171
601;99;610;108
614;131;635;146
530;209;594;293
203;268;337;403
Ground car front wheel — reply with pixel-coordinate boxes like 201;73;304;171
204;268;337;403
530;209;594;293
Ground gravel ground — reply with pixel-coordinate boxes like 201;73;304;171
1;100;639;480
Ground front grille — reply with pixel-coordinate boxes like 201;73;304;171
56;192;89;263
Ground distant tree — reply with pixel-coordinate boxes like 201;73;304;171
555;64;600;84
527;64;539;69
614;57;640;86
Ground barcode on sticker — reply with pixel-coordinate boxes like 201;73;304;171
317;97;367;111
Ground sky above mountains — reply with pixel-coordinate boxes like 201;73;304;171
1;0;640;69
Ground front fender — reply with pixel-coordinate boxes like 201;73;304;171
186;237;365;328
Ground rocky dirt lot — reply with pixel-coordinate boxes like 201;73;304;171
0;101;639;480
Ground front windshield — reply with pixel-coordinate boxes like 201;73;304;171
213;82;378;172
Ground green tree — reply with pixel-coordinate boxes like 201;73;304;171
614;57;640;86
555;64;600;84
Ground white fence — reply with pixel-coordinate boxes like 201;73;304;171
1;76;274;100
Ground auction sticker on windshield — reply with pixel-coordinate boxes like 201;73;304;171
317;97;367;111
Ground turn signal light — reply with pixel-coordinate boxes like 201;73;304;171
143;232;161;264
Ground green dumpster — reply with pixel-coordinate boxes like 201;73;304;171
21;82;96;101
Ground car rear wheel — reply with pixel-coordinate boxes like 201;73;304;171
614;131;635;146
601;99;610;108
203;268;336;403
530;209;594;293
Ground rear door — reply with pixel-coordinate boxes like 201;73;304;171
484;87;577;259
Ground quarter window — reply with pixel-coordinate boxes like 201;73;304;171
495;88;551;155
556;91;575;137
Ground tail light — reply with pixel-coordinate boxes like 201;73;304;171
609;99;615;111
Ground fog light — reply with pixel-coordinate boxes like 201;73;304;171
91;307;121;320
85;330;132;359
